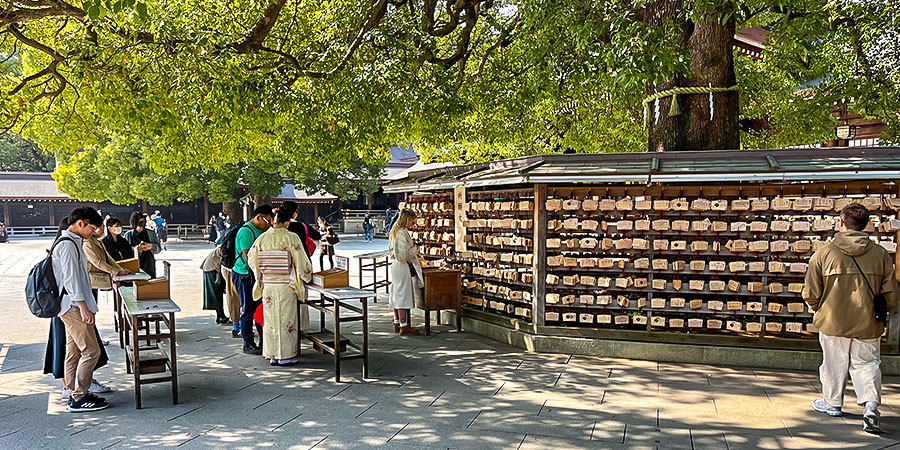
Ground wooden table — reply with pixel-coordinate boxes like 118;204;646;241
420;268;462;335
354;250;391;297
112;272;152;349
302;285;375;382
119;286;180;409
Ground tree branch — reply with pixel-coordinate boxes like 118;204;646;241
232;0;287;53
0;0;84;27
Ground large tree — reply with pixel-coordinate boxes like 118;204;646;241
0;132;54;171
0;0;897;165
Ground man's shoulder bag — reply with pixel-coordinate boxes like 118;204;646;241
850;255;888;323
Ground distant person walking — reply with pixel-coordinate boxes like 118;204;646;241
215;213;226;245
124;212;161;278
232;205;274;355
363;213;373;242
317;217;338;270
208;216;218;244
388;209;422;336
0;221;8;243
52;207;111;412
804;204;899;433
151;211;168;251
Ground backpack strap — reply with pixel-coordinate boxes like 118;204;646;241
235;223;255;264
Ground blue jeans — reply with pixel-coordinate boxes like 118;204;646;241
365;228;372;241
232;270;261;348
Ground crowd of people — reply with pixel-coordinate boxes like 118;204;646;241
201;202;339;363
35;200;899;432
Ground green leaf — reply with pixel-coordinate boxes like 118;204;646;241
87;5;100;19
135;2;147;19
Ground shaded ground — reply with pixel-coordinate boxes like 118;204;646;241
1;236;899;449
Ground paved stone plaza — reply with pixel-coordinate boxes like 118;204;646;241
1;236;900;449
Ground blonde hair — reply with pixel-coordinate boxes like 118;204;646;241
389;209;417;241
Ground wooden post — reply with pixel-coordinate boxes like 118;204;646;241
3;200;11;226
889;182;900;350
48;203;55;226
532;183;548;333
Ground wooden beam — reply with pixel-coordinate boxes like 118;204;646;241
532;183;548;333
2;200;9;226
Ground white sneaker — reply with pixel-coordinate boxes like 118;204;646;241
812;399;842;417
61;388;70;400
863;408;883;434
89;379;113;394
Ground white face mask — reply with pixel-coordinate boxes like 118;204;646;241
112;227;123;235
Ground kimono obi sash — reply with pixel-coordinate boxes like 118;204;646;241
258;249;291;284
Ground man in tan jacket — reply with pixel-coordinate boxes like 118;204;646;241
803;204;899;433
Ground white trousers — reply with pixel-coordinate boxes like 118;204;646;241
819;332;881;408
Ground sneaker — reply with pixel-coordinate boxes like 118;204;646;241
863;408;883;434
399;326;420;336
101;338;111;346
243;344;262;355
67;395;109;412
812;399;842;417
232;329;241;338
90;379;112;394
61;388;70;400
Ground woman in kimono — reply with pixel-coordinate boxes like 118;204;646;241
248;208;313;365
389;209;423;336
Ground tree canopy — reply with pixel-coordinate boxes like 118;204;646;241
0;132;54;171
52;135;384;205
0;0;898;167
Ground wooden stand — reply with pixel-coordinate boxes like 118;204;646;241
420;268;462;335
119;285;180;409
301;286;375;382
354;250;391;298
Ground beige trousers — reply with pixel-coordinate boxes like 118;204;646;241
819;332;881;408
221;266;241;323
59;309;101;402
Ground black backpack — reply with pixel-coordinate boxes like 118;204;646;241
220;224;251;270
26;237;75;318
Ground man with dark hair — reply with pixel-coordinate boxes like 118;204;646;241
804;204;899;433
232;205;274;355
53;207;111;412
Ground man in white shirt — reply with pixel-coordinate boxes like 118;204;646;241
53;207;110;412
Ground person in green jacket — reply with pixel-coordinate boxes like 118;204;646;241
804;203;899;433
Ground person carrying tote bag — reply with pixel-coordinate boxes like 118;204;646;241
388;209;423;336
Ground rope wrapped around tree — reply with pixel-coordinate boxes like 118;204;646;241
642;85;740;129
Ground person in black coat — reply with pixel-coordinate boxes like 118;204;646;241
101;217;135;262
279;201;321;258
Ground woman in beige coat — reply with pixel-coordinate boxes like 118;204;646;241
389;209;423;336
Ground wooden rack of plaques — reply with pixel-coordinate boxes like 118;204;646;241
457;188;536;322
402;194;456;266
540;185;899;349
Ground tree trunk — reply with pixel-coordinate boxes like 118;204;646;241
223;201;241;221
646;1;740;152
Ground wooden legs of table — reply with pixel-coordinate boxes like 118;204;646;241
333;298;341;383
170;312;178;405
423;309;462;335
362;299;369;379
131;315;141;410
